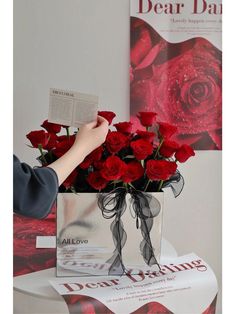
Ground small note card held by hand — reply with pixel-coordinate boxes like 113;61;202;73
48;88;98;128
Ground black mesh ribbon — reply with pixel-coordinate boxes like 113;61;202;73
97;187;161;275
163;170;185;197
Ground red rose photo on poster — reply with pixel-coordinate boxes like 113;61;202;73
130;0;222;150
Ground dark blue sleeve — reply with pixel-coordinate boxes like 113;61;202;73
13;155;59;219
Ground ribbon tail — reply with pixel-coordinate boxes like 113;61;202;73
131;191;161;270
139;216;161;270
106;216;127;275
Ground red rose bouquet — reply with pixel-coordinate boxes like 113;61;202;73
27;112;195;194
27;112;195;275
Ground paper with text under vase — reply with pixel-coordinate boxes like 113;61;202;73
50;253;218;314
48;88;98;128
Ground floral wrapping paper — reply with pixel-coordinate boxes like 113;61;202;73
62;295;217;314
13;205;56;277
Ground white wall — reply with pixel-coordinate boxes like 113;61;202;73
14;1;222;313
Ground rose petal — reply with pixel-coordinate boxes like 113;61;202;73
131;27;152;66
135;41;166;71
208;130;222;150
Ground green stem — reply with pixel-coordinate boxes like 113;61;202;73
38;144;47;165
144;179;151;192
66;127;70;138
154;138;164;159
128;182;136;190
124;182;128;192
157;180;164;192
49;150;53;163
70;186;78;194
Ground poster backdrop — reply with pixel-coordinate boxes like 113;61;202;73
130;0;222;150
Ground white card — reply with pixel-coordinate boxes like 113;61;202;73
48;88;98;128
36;236;56;249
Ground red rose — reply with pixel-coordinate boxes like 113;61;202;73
137;112;157;127
114;122;133;135
63;170;78;189
130;139;153;160
136;130;155;142
44;133;58;151
53;136;75;157
79;146;103;169
26;130;50;149
106;131;128;154
93;160;104;170
87;171;108;190
122;161;144;183
159;140;180;158
146;160;177;181
131;20;222;150
100;156;127;181
158;122;178;139
41;120;61;134
175;144;195;163
98;111;116;125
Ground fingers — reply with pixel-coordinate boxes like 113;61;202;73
85;119;98;129
97;115;109;126
81;116;108;132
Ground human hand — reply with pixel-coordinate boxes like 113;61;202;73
73;115;109;158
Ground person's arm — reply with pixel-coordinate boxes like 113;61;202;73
13;155;59;219
48;116;109;185
13;116;109;219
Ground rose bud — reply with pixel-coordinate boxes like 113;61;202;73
44;133;58;151
137;112;157;127
57;135;76;143
79;146;103;170
114;122;133;135
41;120;61;134
26;130;51;149
122;161;144;183
136;130;156;142
98;111;116;125
100;156;127;181
53;137;75;158
106;131;129;154
146;160;177;181
159;140;180;158
130;139;153;160
87;171;108;191
175;144;195;163
158;122;178;139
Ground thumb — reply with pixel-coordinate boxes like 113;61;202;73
85;119;98;129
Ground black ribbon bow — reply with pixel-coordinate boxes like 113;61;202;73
97;187;162;275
